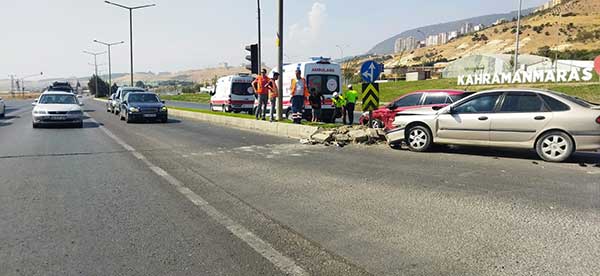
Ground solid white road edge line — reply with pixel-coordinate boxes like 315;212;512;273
88;115;309;276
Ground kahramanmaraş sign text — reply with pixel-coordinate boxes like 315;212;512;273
457;68;594;86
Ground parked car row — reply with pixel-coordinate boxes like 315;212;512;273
106;87;168;123
385;88;600;162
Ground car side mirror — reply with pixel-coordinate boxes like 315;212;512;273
79;103;84;106
161;100;165;104
432;105;444;111
387;105;395;110
32;102;37;106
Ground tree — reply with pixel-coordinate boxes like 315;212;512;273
135;80;146;88
87;75;110;97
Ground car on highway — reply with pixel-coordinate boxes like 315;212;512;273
114;87;146;115
0;96;5;118
31;91;84;128
359;90;471;130
47;81;75;93
119;92;168;123
106;93;116;113
386;89;600;162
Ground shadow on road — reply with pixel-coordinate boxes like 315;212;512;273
34;121;100;129
126;118;182;124
393;144;600;167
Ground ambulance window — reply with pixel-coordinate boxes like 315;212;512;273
231;82;253;95
308;75;339;95
308;76;323;96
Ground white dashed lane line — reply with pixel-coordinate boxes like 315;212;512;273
89;115;309;276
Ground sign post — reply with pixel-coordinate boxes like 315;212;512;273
360;61;382;128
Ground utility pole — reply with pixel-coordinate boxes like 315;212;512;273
94;40;125;94
84;51;106;96
513;0;523;73
276;0;284;121
105;1;156;87
257;0;262;74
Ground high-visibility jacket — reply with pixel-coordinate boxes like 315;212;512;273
332;95;346;108
268;80;278;99
291;78;309;97
253;76;270;95
345;89;359;103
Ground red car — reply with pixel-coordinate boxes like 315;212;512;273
359;90;472;130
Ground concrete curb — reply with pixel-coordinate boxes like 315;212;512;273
93;98;318;140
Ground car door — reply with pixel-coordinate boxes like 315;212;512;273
436;92;502;144
489;92;553;144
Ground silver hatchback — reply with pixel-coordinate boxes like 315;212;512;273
387;89;600;162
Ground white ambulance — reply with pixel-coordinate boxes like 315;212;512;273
265;57;342;122
210;74;255;114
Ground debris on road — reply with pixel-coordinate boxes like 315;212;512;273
305;125;387;146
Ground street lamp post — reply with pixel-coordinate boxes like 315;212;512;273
514;0;523;73
104;1;156;87
84;51;106;96
276;0;283;121
19;72;44;95
94;39;125;93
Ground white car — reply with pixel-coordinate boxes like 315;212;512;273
32;92;84;128
0;97;5;118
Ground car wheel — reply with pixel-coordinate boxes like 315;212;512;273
370;119;384;129
209;103;214;111
77;121;84;128
536;131;574;162
285;109;291;120
125;113;132;124
406;125;433;152
32;122;39;128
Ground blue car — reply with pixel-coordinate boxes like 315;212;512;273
119;92;168;123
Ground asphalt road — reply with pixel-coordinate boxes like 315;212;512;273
1;98;599;276
165;100;364;124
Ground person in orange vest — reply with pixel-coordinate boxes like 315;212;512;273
290;69;309;124
252;69;270;120
266;72;280;122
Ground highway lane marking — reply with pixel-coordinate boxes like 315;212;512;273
89;115;309;276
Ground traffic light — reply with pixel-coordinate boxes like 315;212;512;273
245;44;258;74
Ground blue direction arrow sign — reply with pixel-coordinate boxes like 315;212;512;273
360;61;382;83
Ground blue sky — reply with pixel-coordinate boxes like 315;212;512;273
0;0;548;78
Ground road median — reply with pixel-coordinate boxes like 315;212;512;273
93;98;318;139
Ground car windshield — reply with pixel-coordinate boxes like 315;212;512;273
231;83;253;95
128;94;160;103
38;94;77;104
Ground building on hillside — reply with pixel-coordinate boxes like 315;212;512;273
394;36;419;53
448;31;459;40
441;53;593;78
460;23;474;35
438;32;448;45
535;0;563;12
426;35;439;47
473;24;485;32
493;18;508;26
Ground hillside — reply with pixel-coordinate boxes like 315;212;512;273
368;8;534;55
111;66;255;85
386;0;600;67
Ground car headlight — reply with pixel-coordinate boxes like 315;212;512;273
161;106;168;112
33;110;47;114
129;107;140;112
